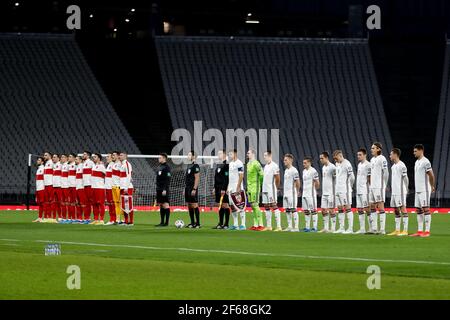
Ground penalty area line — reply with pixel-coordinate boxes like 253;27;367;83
0;238;446;267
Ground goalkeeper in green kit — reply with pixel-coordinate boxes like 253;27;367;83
246;149;265;231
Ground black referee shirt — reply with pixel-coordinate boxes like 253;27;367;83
156;162;171;191
185;162;200;189
214;160;229;191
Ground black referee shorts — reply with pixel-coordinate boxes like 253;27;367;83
156;190;169;204
215;189;229;204
185;188;199;203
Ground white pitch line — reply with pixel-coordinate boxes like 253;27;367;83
2;239;442;267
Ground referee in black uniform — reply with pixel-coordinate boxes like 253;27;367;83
213;149;230;229
185;150;201;228
155;153;171;227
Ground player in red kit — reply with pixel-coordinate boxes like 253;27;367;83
119;152;134;226
82;151;94;222
91;153;106;225
43;152;54;222
33;157;46;223
75;156;87;223
104;153;116;225
67;153;77;223
60;154;69;223
52;154;62;221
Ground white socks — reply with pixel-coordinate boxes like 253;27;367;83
265;210;272;228
424;214;431;232
305;214;311;229
346;210;353;231
371;211;378;231
232;211;239;227
331;215;336;231
417;214;424;232
402;215;409;232
312;213;318;230
379;211;386;232
274;209;281;229
239;210;246;228
293;212;299;229
338;212;345;230
395;216;401;231
323;215;330;231
286;212;293;229
359;214;366;231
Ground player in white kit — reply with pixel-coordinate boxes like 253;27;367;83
368;142;389;235
227;149;246;230
262;151;281;231
333;150;355;234
356;148;371;234
410;144;435;237
282;154;301;232
388;148;409;236
302;156;320;232
319;152;335;233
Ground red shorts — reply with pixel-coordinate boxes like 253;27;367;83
77;189;87;205
68;187;77;203
106;189;113;204
53;187;62;203
36;190;45;204
84;186;94;205
62;188;70;203
44;186;53;203
93;188;105;205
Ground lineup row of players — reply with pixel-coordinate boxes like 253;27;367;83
165;142;435;237
34;151;134;225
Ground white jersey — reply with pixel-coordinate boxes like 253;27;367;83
370;155;388;189
302;167;319;197
321;163;336;196
357;160;371;195
262;161;280;194
44;160;53;186
335;159;354;194
36;164;45;192
61;162;69;189
105;162;113;190
68;162;77;188
52;162;62;187
284;166;299;198
414;156;432;193
112;161;122;187
391;160;408;196
120;160;133;190
75;164;84;190
92;163;106;189
228;159;244;192
82;159;94;187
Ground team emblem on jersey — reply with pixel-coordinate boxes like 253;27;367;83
187;169;191;174
158;171;162;175
229;190;247;211
217;168;221;173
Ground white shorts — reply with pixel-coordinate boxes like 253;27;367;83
390;194;407;208
283;195;298;209
302;196;317;211
335;192;352;207
321;195;335;209
262;191;277;204
415;192;430;208
369;188;385;203
356;194;369;209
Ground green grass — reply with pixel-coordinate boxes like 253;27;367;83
1;210;450;299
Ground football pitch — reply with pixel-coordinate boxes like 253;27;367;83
1;210;450;300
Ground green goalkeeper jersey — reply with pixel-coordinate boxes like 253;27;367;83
246;159;263;191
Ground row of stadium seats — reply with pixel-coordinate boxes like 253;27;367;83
433;41;450;199
156;36;393;166
0;33;148;194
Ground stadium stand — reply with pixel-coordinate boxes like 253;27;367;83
433;40;450;201
0;33;147;195
156;36;393;169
